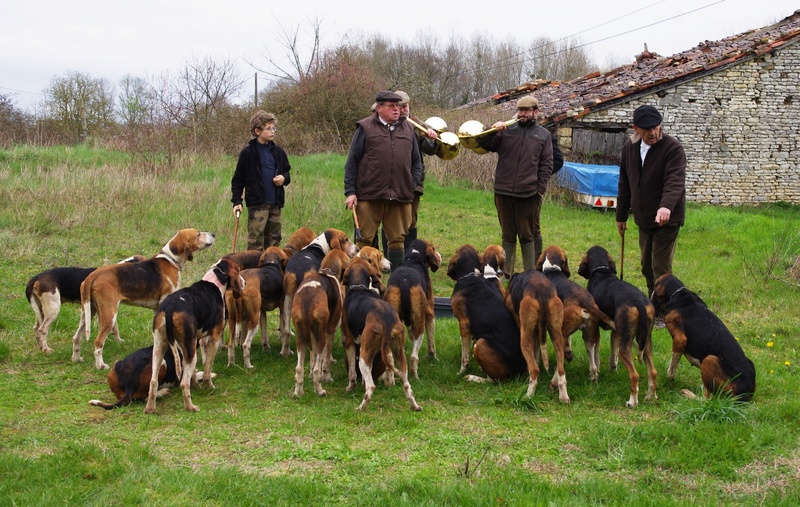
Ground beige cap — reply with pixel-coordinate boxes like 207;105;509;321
516;96;538;109
395;90;410;105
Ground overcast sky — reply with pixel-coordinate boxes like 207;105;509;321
1;0;797;112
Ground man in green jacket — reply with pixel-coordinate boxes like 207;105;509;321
479;95;554;272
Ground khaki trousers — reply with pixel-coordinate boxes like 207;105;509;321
356;200;411;251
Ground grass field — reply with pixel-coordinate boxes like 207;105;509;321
0;145;799;506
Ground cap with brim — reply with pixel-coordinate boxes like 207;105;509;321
395;90;410;105
376;90;402;103
516;96;538;109
633;105;662;128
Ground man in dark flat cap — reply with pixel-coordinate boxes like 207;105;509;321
344;90;423;270
616;104;687;299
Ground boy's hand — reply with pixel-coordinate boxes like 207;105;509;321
273;175;285;186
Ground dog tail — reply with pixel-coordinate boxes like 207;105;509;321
538;294;550;372
380;324;403;377
169;342;182;382
226;292;239;347
80;278;93;342
26;279;44;325
587;304;616;330
399;287;412;326
25;277;35;304
89;391;134;410
637;302;652;351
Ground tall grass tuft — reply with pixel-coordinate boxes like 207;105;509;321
672;388;752;424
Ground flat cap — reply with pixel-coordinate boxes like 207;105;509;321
516;96;538;109
395;90;410;105
375;90;402;103
633;105;663;128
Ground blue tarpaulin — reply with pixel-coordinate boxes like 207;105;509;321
558;162;619;196
553;162;620;208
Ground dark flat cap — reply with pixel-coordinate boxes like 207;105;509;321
375;90;402;103
633;105;662;128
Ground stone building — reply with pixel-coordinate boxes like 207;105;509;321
466;10;800;205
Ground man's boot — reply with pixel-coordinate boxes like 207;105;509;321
404;227;417;252
534;238;543;265
388;248;405;273
521;242;537;271
502;242;516;276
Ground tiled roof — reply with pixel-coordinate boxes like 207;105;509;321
464;10;800;126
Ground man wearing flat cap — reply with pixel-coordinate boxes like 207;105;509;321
345;90;423;270
616;104;687;298
478;94;554;273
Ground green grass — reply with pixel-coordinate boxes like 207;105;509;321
0;145;799;506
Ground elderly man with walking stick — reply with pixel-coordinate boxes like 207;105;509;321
616;105;687;307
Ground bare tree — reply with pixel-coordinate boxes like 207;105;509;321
117;74;153;127
45;71;115;142
175;55;244;128
525;36;592;81
251;17;325;84
0;93;34;146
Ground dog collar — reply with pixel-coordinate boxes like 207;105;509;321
261;259;281;267
591;265;615;274
285;245;297;254
670;286;687;298
347;283;380;295
157;248;181;269
319;269;342;293
458;270;481;281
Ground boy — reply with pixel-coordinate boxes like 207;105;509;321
231;111;291;250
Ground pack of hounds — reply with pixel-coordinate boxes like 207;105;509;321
26;227;756;414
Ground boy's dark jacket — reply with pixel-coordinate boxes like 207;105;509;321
231;138;291;209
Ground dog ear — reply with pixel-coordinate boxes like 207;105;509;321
607;256;617;273
534;252;544;271
232;272;244;299
428;245;441;273
326;230;343;251
372;272;386;295
446;256;458;280
562;256;571;278
280;252;289;270
577;255;589;279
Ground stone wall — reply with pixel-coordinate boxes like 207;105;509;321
568;41;800;205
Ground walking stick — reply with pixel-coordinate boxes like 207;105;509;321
619;229;625;281
351;204;362;243
232;209;241;253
